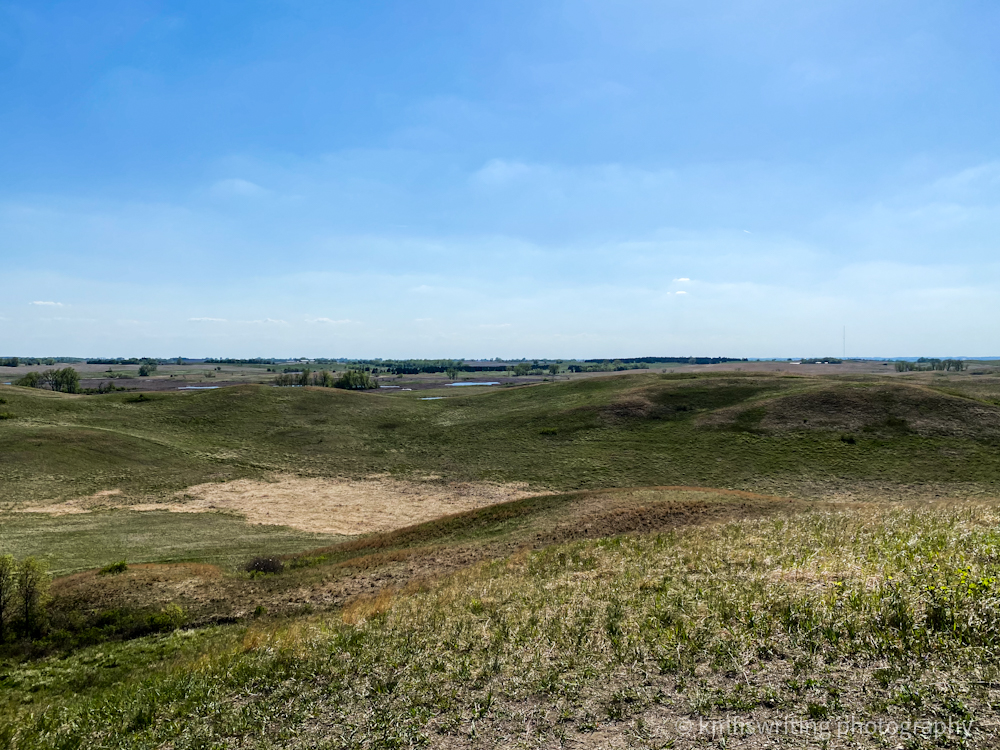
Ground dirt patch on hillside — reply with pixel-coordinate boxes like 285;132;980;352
20;475;541;535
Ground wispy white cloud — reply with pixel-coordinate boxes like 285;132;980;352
479;323;511;329
189;317;227;322
307;317;353;325
31;300;64;306
675;291;688;295
471;159;542;188
239;318;287;325
674;278;691;282
209;178;271;198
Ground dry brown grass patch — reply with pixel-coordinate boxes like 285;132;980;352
20;474;542;534
341;587;396;625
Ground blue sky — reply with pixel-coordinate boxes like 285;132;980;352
2;0;999;358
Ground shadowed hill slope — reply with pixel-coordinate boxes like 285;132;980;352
702;381;1000;438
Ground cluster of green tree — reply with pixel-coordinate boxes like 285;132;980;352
331;370;378;389
0;555;49;642
204;358;276;365
273;370;309;386
583;357;747;365
272;369;377;390
508;363;561;376
800;358;843;364
567;361;648;373
1;357;20;367
138;361;158;376
14;367;81;393
0;557;187;657
895;359;965;372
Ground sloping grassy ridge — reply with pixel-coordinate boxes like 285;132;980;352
3;501;1000;748
35;488;801;640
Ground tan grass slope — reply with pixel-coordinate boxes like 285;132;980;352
20;475;541;535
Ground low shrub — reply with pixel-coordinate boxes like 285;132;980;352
98;560;128;576
245;556;284;575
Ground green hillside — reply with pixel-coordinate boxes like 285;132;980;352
3;372;1000;508
4;372;1000;747
4;499;998;748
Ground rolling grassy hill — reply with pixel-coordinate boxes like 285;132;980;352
3;371;1000;509
4;371;1000;747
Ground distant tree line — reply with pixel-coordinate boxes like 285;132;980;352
204;358;276;365
87;358;158;365
895;359;965;372
343;359;506;375
800;358;843;364
568;363;638;373
506;362;561;376
583;357;747;365
14;368;80;393
273;369;378;390
4;358;62;366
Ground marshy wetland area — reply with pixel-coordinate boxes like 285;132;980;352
4;362;1000;748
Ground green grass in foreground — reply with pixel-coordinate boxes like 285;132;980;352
3;502;999;748
0;511;345;575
